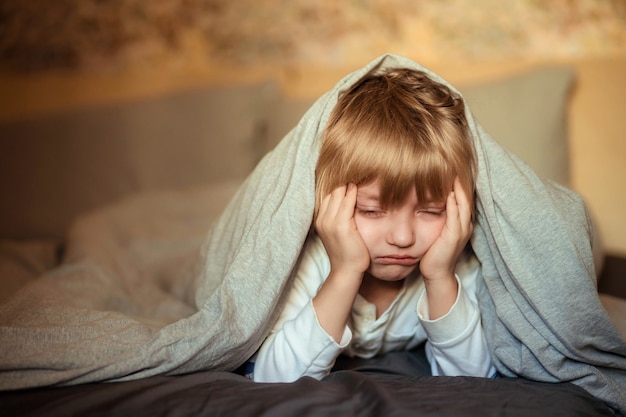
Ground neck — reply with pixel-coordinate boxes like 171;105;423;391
359;274;404;318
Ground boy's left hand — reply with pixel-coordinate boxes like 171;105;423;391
419;177;473;283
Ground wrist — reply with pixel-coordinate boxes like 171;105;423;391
326;267;364;288
422;274;458;320
423;273;457;294
313;268;363;343
421;267;456;283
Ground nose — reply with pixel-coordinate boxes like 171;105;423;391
386;215;415;248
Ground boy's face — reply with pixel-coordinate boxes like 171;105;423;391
353;181;446;282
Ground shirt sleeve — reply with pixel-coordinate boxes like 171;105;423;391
416;254;497;377
253;235;352;383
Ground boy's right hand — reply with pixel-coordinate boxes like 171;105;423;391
315;184;370;276
313;184;369;343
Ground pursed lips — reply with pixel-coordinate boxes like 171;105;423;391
376;255;419;266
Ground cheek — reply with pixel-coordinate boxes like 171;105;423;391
354;217;368;238
354;217;376;252
419;217;446;246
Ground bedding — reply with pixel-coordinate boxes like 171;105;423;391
0;350;616;417
0;186;624;417
0;239;60;305
1;54;625;414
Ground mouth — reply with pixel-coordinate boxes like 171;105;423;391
376;255;419;266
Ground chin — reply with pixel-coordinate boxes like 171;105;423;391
368;265;417;282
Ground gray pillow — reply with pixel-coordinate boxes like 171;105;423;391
0;81;278;239
459;67;574;186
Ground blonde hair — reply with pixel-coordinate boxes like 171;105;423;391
315;67;476;218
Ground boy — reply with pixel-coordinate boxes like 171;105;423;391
252;66;496;382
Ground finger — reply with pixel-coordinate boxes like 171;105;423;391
452;177;473;233
315;194;330;232
317;185;352;232
317;190;332;220
445;190;460;235
316;186;341;230
337;183;357;221
326;185;348;217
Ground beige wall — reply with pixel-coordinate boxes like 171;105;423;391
568;60;626;257
2;1;625;72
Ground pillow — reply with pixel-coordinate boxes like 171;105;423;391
458;67;574;186
264;97;316;154
0;81;278;239
121;81;279;187
458;67;606;275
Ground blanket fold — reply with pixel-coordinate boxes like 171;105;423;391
0;54;624;412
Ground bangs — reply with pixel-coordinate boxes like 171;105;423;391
336;125;457;208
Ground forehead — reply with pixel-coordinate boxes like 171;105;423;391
356;182;380;199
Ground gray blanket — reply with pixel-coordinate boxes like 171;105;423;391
0;54;625;412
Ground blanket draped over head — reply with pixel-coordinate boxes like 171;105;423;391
0;54;625;412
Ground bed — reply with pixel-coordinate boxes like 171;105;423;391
1;56;625;416
1;358;616;416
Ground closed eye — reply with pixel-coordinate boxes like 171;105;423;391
417;209;445;217
356;207;385;217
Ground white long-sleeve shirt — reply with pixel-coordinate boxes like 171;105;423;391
253;234;496;382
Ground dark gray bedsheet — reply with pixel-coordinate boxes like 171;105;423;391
0;363;617;417
0;371;616;417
